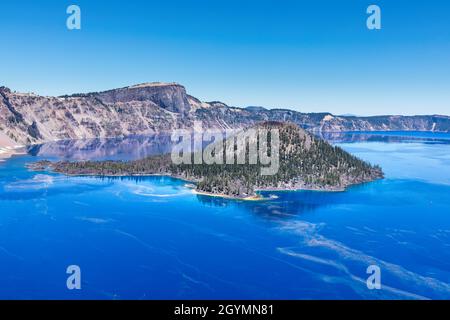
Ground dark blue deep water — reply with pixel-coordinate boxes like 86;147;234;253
0;132;449;299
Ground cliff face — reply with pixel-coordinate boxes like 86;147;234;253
87;83;191;114
0;83;196;145
310;114;450;133
194;105;450;133
1;83;449;147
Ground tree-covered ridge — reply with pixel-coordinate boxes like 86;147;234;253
32;122;383;198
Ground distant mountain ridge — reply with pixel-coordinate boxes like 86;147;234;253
1;83;449;146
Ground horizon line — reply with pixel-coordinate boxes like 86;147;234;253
1;82;449;119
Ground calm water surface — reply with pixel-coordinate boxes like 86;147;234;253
0;132;449;299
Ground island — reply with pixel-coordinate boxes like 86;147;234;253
28;122;384;199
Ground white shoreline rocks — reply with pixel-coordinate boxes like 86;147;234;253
28;122;384;199
0;131;24;161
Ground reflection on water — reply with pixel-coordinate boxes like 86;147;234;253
27;134;174;161
196;191;331;220
26;131;230;161
317;131;450;145
195;180;383;221
26;131;450;163
25;130;450;220
1;130;448;299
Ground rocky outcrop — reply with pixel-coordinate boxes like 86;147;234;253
81;83;191;114
0;83;449;147
0;83;195;146
33;122;384;198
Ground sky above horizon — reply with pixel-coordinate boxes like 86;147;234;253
0;0;449;116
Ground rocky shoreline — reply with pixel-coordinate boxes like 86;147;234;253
27;160;367;200
26;161;383;200
27;122;384;200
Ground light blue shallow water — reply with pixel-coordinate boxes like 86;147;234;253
0;132;449;300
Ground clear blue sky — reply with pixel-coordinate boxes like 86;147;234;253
0;0;449;116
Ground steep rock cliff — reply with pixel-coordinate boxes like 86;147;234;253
1;83;449;147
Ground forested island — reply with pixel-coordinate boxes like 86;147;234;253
29;122;383;199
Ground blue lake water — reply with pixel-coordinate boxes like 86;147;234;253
0;132;450;300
